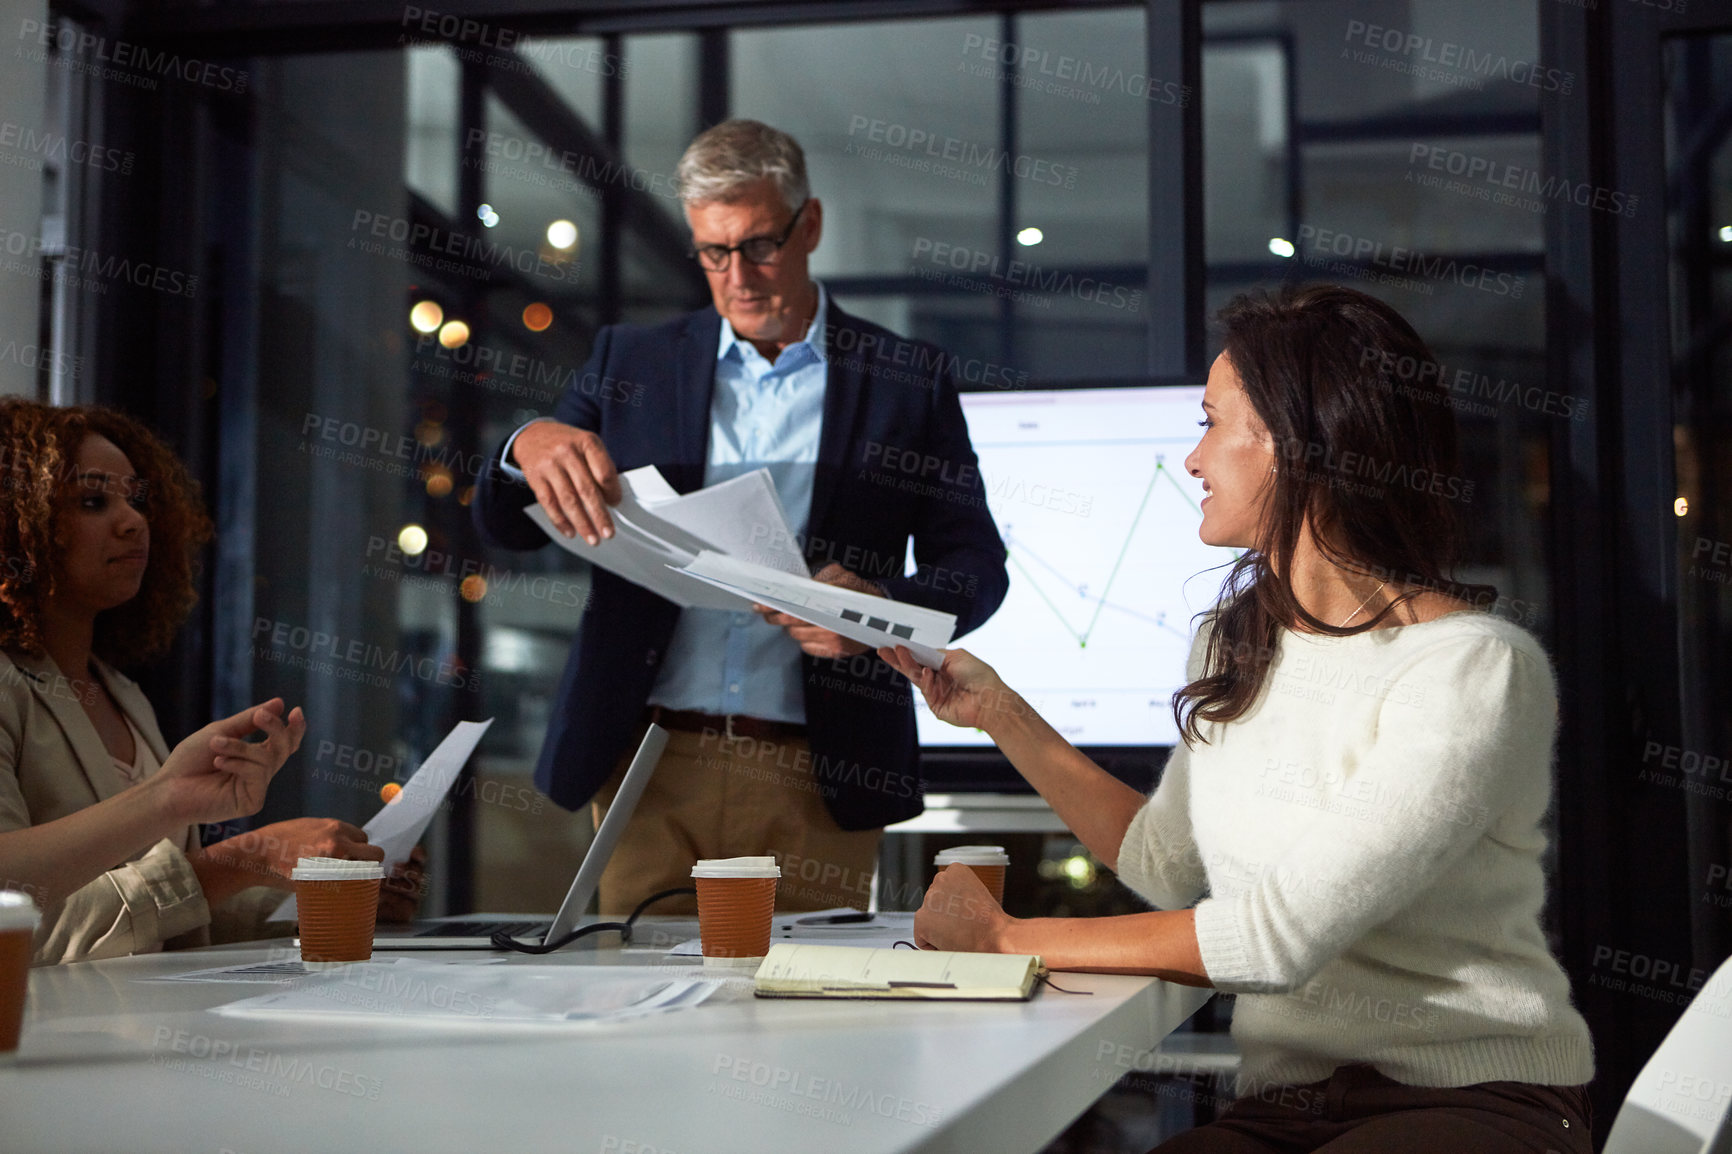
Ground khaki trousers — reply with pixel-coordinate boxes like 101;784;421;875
591;723;883;917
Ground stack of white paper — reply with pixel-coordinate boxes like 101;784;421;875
678;552;952;667
529;466;955;667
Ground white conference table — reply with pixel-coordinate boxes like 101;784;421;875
1;918;1210;1154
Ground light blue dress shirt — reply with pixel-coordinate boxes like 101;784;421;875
646;285;829;723
504;286;832;724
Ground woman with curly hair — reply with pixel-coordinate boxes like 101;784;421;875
0;399;404;964
882;285;1594;1153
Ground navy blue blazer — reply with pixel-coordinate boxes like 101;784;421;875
473;301;1008;830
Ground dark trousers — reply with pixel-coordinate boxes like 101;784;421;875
1151;1064;1593;1154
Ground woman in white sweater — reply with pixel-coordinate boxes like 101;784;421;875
880;285;1594;1153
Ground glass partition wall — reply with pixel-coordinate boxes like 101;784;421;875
199;39;709;913
29;0;1562;921
25;11;1719;1142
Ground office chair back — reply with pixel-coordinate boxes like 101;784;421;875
1601;952;1732;1154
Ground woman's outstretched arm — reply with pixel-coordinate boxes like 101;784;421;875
0;699;303;909
878;645;1148;870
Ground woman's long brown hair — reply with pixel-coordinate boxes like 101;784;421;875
1172;284;1496;746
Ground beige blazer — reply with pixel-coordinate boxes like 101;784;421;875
0;649;279;964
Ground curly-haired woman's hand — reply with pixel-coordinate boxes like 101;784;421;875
145;698;305;826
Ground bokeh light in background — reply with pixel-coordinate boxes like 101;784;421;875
409;300;443;333
438;319;470;348
522;302;553;332
546;219;578;249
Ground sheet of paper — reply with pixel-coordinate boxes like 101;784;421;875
145;957;504;984
270;719;494;922
210;962;723;1026
637;469;807;576
525;503;740;611
526;466;810;608
678;551;954;668
366;719;494;862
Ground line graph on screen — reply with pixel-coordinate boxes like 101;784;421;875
918;389;1240;748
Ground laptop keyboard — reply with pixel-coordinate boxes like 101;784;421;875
415;920;551;939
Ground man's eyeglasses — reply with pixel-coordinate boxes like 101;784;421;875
688;201;808;271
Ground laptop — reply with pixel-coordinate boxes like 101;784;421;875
371;723;670;950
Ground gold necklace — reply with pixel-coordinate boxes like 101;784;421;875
1337;579;1388;628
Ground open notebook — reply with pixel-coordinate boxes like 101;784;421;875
753;944;1045;1001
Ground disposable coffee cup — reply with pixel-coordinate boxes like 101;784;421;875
691;857;780;966
0;890;40;1059
291;857;384;967
934;845;1010;904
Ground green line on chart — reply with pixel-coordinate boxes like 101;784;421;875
1006;549;1085;646
1157;461;1203;517
1154;462;1242;559
1079;465;1162;645
1004;460;1235;646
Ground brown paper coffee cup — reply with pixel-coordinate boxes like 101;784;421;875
0;891;39;1057
692;857;780;963
934;845;1010;904
292;858;384;965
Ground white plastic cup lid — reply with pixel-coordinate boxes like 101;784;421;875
934;845;1009;867
691;856;781;879
290;857;385;881
0;889;39;931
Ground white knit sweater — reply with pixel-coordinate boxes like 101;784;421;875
1115;611;1595;1093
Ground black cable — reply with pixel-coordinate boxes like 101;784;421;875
488;886;698;954
1036;971;1092;996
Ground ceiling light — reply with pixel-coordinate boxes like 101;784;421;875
547;220;578;249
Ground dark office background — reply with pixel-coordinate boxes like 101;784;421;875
7;0;1729;1144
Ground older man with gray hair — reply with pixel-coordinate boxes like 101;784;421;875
475;119;1008;916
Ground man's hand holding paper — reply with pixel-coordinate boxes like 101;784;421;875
511;419;622;545
524;465;956;666
676;551;953;667
752;562;888;658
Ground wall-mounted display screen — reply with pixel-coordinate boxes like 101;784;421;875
921;386;1240;749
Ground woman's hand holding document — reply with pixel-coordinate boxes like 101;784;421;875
526;466;956;666
268;720;493;922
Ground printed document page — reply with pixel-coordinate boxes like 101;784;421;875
678;551;954;668
525;466;803;609
270;719;494;922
